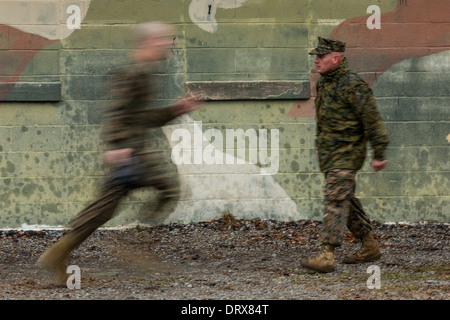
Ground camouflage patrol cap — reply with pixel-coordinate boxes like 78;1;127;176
309;37;346;55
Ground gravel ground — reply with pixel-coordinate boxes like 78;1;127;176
0;215;448;301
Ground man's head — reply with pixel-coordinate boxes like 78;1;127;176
132;21;175;62
313;52;345;74
309;37;346;74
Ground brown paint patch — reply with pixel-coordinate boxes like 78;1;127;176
289;0;450;118
0;25;55;100
287;73;319;118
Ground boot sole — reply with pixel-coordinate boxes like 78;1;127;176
343;252;382;264
300;260;335;273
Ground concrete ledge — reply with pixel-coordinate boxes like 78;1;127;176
186;81;310;100
1;82;61;102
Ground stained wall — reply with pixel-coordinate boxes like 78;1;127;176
0;0;448;228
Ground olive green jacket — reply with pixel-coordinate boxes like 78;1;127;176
103;63;180;154
315;58;389;172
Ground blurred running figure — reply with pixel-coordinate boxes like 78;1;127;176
37;22;202;285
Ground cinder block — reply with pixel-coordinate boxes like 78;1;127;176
0;202;38;228
278;148;319;173
185;23;259;48
417;146;450;171
62;75;109;100
5;177;58;204
35;151;104;178
235;48;284;73
403;172;450;197
0;127;11;152
283;49;311;73
429;97;450;121
357;172;406;198
85;100;107;125
58;177;101;202
84;0;185;24
403;72;449;97
186;48;235;73
372;71;406;97
61;125;104;152
84;49;129;74
216;0;310;23
396;97;430;121
193;101;240;124
32;50;59;75
389;197;449;223
0;27;8;49
61;26;110;49
60;50;85;75
109;25;135;49
375;97;398;121
385;122;448;147
273;173;311;199
259;24;308;48
12;126;62;151
279;123;315;149
0;152;36;178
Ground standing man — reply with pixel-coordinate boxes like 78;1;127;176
37;22;202;285
301;37;389;273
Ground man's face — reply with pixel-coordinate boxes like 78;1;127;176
314;52;341;74
138;33;175;62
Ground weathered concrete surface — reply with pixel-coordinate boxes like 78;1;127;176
0;0;448;228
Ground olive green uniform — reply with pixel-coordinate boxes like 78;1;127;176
42;62;185;265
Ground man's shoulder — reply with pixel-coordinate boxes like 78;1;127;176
108;63;152;90
341;70;365;85
339;70;371;94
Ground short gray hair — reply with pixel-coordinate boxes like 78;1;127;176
134;21;174;43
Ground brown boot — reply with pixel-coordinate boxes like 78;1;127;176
343;233;382;264
36;234;77;286
301;244;336;273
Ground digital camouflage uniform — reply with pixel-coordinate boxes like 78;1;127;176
37;62;185;282
311;37;389;246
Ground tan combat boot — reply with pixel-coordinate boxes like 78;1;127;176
343;233;382;264
301;244;336;273
36;234;77;286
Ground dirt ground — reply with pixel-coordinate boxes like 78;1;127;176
0;216;448;303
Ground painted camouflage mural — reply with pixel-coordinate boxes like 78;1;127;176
0;0;448;228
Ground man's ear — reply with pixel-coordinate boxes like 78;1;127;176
333;53;343;65
333;54;340;65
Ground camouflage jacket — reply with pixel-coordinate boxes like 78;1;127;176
103;62;180;154
315;58;389;172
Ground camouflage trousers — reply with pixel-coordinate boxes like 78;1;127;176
62;153;180;253
319;169;372;246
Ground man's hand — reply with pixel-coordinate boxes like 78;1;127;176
103;148;134;168
371;159;387;172
173;95;204;116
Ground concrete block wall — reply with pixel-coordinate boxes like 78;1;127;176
0;0;448;228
